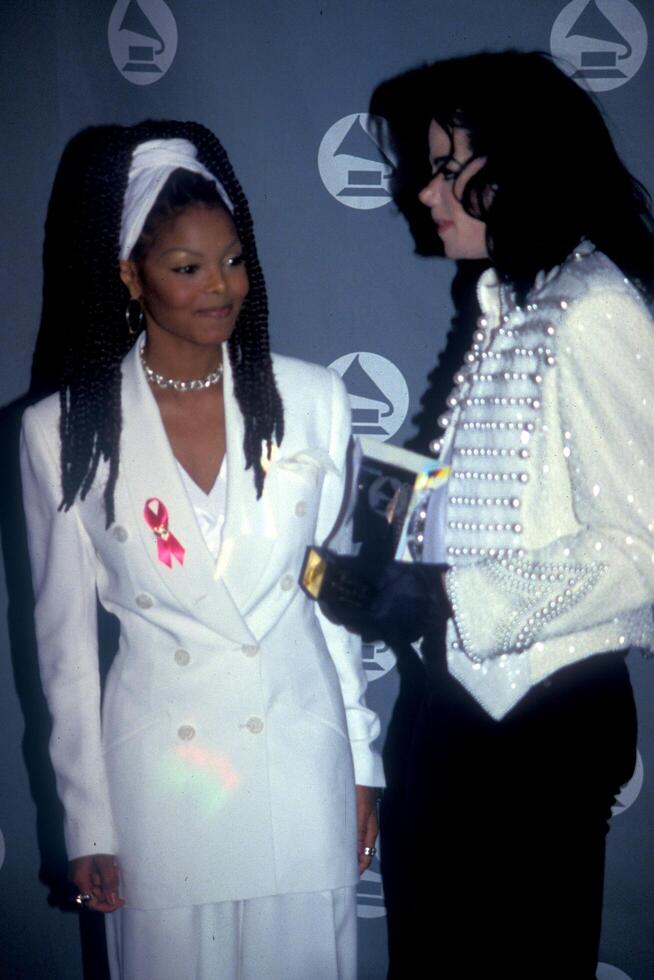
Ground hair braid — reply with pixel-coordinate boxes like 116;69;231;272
35;120;284;526
181;121;285;489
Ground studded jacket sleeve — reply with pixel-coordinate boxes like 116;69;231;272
443;257;654;717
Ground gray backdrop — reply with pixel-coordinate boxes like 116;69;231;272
1;2;653;978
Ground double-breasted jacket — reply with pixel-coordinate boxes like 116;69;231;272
21;342;383;909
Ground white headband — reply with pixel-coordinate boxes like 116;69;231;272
119;137;233;261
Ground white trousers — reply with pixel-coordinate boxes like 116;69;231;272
105;887;357;980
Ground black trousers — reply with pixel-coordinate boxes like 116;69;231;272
381;634;637;980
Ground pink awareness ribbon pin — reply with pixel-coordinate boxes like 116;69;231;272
143;498;186;568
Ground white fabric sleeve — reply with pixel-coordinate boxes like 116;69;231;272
446;286;654;661
314;371;385;788
20;407;118;858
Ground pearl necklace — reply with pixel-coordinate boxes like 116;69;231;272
139;347;223;392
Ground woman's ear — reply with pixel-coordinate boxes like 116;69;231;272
119;260;141;300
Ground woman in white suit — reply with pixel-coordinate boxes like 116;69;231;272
21;120;383;980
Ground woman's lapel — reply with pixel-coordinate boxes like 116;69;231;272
218;350;276;611
119;341;255;644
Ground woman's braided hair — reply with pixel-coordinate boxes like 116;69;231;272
36;120;284;526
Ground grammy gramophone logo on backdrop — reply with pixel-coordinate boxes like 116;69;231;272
596;964;633;980
550;0;647;91
361;640;396;683
611;748;644;816
357;861;386;919
318;114;396;209
109;0;178;85
329;352;409;440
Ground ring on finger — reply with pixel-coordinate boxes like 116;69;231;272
74;893;93;906
363;846;376;857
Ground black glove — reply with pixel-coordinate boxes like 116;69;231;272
304;548;450;645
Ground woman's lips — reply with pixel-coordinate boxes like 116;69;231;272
195;304;233;318
435;219;454;235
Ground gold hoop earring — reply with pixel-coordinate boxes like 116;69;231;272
125;298;144;337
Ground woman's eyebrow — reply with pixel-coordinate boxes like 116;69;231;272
159;237;241;258
160;246;203;257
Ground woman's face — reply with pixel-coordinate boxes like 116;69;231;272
419;120;489;261
120;204;249;351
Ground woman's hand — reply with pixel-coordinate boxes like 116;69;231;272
356;785;380;874
69;853;125;913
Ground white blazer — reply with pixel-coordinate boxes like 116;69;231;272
20;342;384;911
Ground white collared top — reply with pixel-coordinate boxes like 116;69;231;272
177;459;227;562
